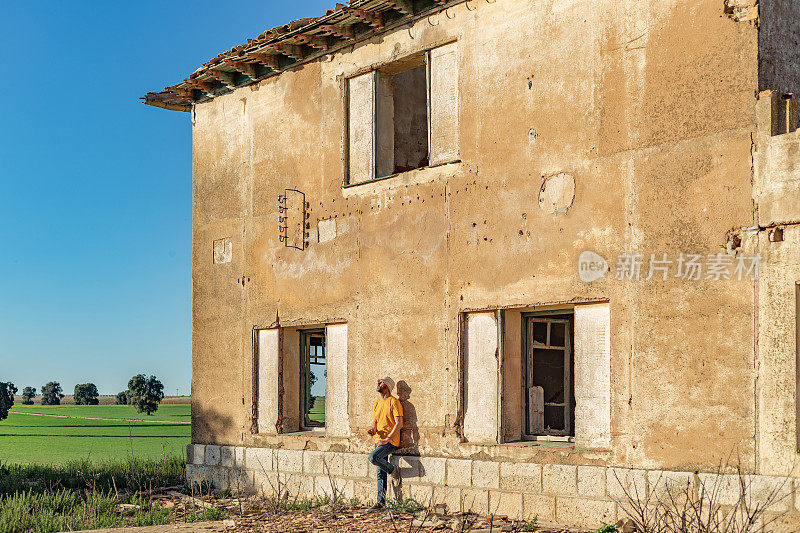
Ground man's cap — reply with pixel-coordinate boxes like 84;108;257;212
379;376;395;391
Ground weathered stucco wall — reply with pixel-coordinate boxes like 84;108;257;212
754;93;800;477
188;0;783;480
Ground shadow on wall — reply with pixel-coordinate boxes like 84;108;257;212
396;380;419;454
190;402;236;446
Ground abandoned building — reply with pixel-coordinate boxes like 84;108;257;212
145;0;800;527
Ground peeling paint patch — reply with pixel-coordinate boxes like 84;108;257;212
724;0;758;23
318;218;337;243
538;173;575;215
213;238;232;264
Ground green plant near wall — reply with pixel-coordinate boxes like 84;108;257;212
592;524;618;533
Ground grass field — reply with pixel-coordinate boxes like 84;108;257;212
309;396;325;424
1;404;190;465
0;456;226;532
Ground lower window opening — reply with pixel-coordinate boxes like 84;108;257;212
523;311;575;437
301;329;326;430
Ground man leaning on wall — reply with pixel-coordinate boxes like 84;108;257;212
366;376;403;510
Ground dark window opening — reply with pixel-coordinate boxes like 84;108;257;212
300;329;326;430
391;65;429;173
523;313;574;437
771;93;799;136
376;55;430;177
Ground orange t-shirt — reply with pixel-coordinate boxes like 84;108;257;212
372;396;403;447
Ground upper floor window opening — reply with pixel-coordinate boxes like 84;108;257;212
347;42;459;185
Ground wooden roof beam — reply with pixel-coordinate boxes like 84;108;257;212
166;87;195;101
346;8;384;29
319;24;355;40
207;69;237;88
183;78;216;95
247;52;280;71
267;43;306;61
224;60;259;79
388;0;414;15
294;34;331;51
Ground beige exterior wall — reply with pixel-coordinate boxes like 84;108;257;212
754;93;800;477
185;0;800;523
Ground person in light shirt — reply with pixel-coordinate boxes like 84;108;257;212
365;376;403;510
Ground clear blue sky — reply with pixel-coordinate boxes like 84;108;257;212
0;0;332;396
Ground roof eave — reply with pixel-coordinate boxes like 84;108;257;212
143;0;461;112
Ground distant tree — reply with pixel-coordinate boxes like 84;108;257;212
0;382;17;420
127;375;164;415
73;383;99;405
41;382;64;405
21;387;36;405
115;390;129;405
308;370;318;410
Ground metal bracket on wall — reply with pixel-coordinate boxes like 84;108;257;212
278;188;310;250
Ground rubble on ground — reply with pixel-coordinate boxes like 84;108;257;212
152;490;589;533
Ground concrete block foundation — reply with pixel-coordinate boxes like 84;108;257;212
186;445;800;529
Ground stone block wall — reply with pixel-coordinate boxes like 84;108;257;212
185;445;800;529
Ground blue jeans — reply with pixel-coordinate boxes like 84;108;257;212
368;443;398;504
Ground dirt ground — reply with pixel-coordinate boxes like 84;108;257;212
84;513;585;533
90;491;588;533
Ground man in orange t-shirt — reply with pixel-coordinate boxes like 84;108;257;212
366;376;403;510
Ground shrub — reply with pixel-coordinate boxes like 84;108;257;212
115;390;129;405
127;375;164;415
41;382;64;406
73;383;99;405
0;382;17;420
593;524;618;533
614;458;793;533
20;387;36;405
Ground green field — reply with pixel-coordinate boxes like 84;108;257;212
309;396;325;423
0;404;190;464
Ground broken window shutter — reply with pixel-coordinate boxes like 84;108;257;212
429;42;459;166
257;329;280;434
325;324;349;437
463;311;500;443
528;386;545;434
573;303;611;448
347;71;376;183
